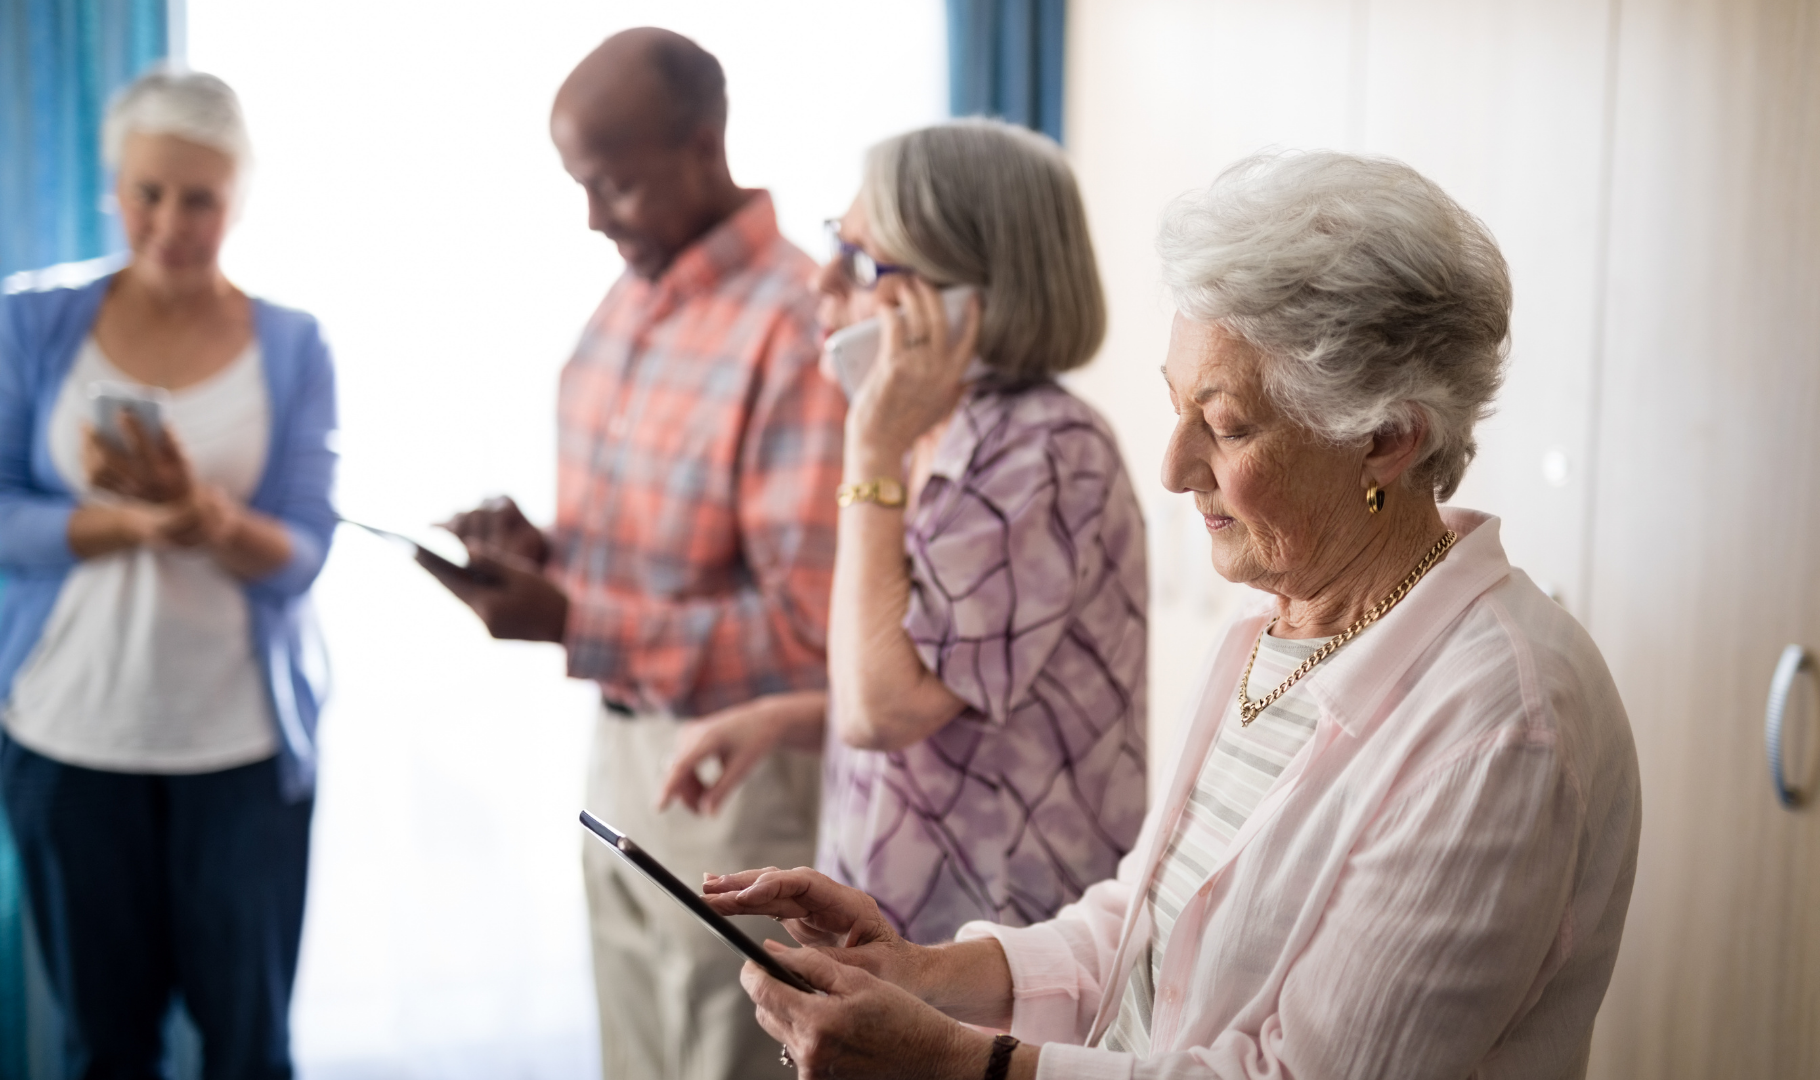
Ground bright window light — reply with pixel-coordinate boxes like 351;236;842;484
184;4;945;1075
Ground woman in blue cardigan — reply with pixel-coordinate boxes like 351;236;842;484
0;70;336;1078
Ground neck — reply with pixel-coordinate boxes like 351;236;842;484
696;173;748;230
1272;496;1450;638
644;179;750;280
118;261;234;315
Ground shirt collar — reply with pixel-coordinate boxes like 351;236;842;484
927;384;1020;482
648;189;781;300
1239;507;1515;739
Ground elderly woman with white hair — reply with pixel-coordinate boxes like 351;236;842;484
700;151;1641;1080
658;118;1149;946
0;69;335;1076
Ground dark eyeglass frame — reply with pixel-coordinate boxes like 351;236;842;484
824;218;909;290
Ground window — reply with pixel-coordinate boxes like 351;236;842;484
185;4;945;1074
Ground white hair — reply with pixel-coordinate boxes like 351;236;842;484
102;68;252;171
1158;150;1510;500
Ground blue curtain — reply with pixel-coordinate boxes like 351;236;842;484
0;577;17;1080
0;0;169;280
1;5;169;1075
945;0;1067;143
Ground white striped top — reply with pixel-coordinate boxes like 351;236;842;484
1103;631;1324;1056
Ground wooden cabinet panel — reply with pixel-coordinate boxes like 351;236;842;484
1584;0;1820;1074
1357;0;1616;614
1067;3;1820;1068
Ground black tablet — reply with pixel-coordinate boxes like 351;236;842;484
578;811;817;994
338;517;502;587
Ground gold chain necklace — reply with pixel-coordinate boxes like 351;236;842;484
1237;530;1459;726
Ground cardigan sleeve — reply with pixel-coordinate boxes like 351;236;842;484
245;311;339;601
0;290;79;573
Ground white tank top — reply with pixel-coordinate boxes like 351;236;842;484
4;336;279;773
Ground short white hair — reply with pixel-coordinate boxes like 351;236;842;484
103;68;251;171
1158;150;1510;500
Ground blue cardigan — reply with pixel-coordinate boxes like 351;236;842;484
0;271;339;801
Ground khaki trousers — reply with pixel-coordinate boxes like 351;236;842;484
583;709;820;1080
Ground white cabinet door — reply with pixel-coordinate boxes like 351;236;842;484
1584;0;1820;1074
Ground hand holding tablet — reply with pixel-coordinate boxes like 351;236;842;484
338;517;502;586
578;812;818;995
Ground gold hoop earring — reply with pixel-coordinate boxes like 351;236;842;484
1366;483;1385;514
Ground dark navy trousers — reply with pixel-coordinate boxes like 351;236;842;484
0;737;311;1080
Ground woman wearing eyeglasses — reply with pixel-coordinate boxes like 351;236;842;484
659;118;1148;946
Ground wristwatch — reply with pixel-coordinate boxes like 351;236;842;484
983;1034;1020;1080
835;477;907;508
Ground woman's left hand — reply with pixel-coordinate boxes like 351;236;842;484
743;941;993;1080
155;483;240;549
82;412;195;505
846;277;981;468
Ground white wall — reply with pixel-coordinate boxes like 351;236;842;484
184;4;945;1076
1062;0;1615;779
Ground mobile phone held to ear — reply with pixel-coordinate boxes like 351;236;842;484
87;382;170;449
579;812;820;995
822;285;984;399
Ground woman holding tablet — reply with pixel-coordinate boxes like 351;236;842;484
0;69;337;1077
701;151;1640;1080
660;119;1149;946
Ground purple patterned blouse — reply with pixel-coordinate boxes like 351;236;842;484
817;381;1148;944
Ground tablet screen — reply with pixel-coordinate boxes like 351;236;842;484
579;811;817;995
338;517;501;586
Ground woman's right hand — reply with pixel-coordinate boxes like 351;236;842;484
658;691;829;816
81;415;194;505
704;865;930;994
844;277;980;472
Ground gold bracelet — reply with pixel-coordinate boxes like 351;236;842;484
836;477;907;508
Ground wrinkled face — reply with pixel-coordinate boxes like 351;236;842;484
115;132;236;290
551;108;718;280
813;194;891;337
1160;314;1367;597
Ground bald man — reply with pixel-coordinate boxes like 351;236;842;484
426;29;844;1080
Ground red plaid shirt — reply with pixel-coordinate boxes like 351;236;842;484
551;192;845;716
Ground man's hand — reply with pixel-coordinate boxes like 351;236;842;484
418;549;569;642
442;495;550;567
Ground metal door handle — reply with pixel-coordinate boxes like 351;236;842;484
1766;644;1816;808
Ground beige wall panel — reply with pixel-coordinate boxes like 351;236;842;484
1066;0;1358;781
1583;0;1820;1074
1066;0;1617;779
1356;0;1614;613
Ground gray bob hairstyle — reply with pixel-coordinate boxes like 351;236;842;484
103;68;252;170
1158;151;1510;500
862;118;1106;384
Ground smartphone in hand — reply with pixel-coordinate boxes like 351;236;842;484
822;285;984;399
87;382;170;449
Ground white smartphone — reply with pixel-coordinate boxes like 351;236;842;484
87;381;170;448
821;285;985;399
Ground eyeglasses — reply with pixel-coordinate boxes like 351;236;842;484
824;219;909;289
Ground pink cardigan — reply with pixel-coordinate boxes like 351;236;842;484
957;509;1641;1080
